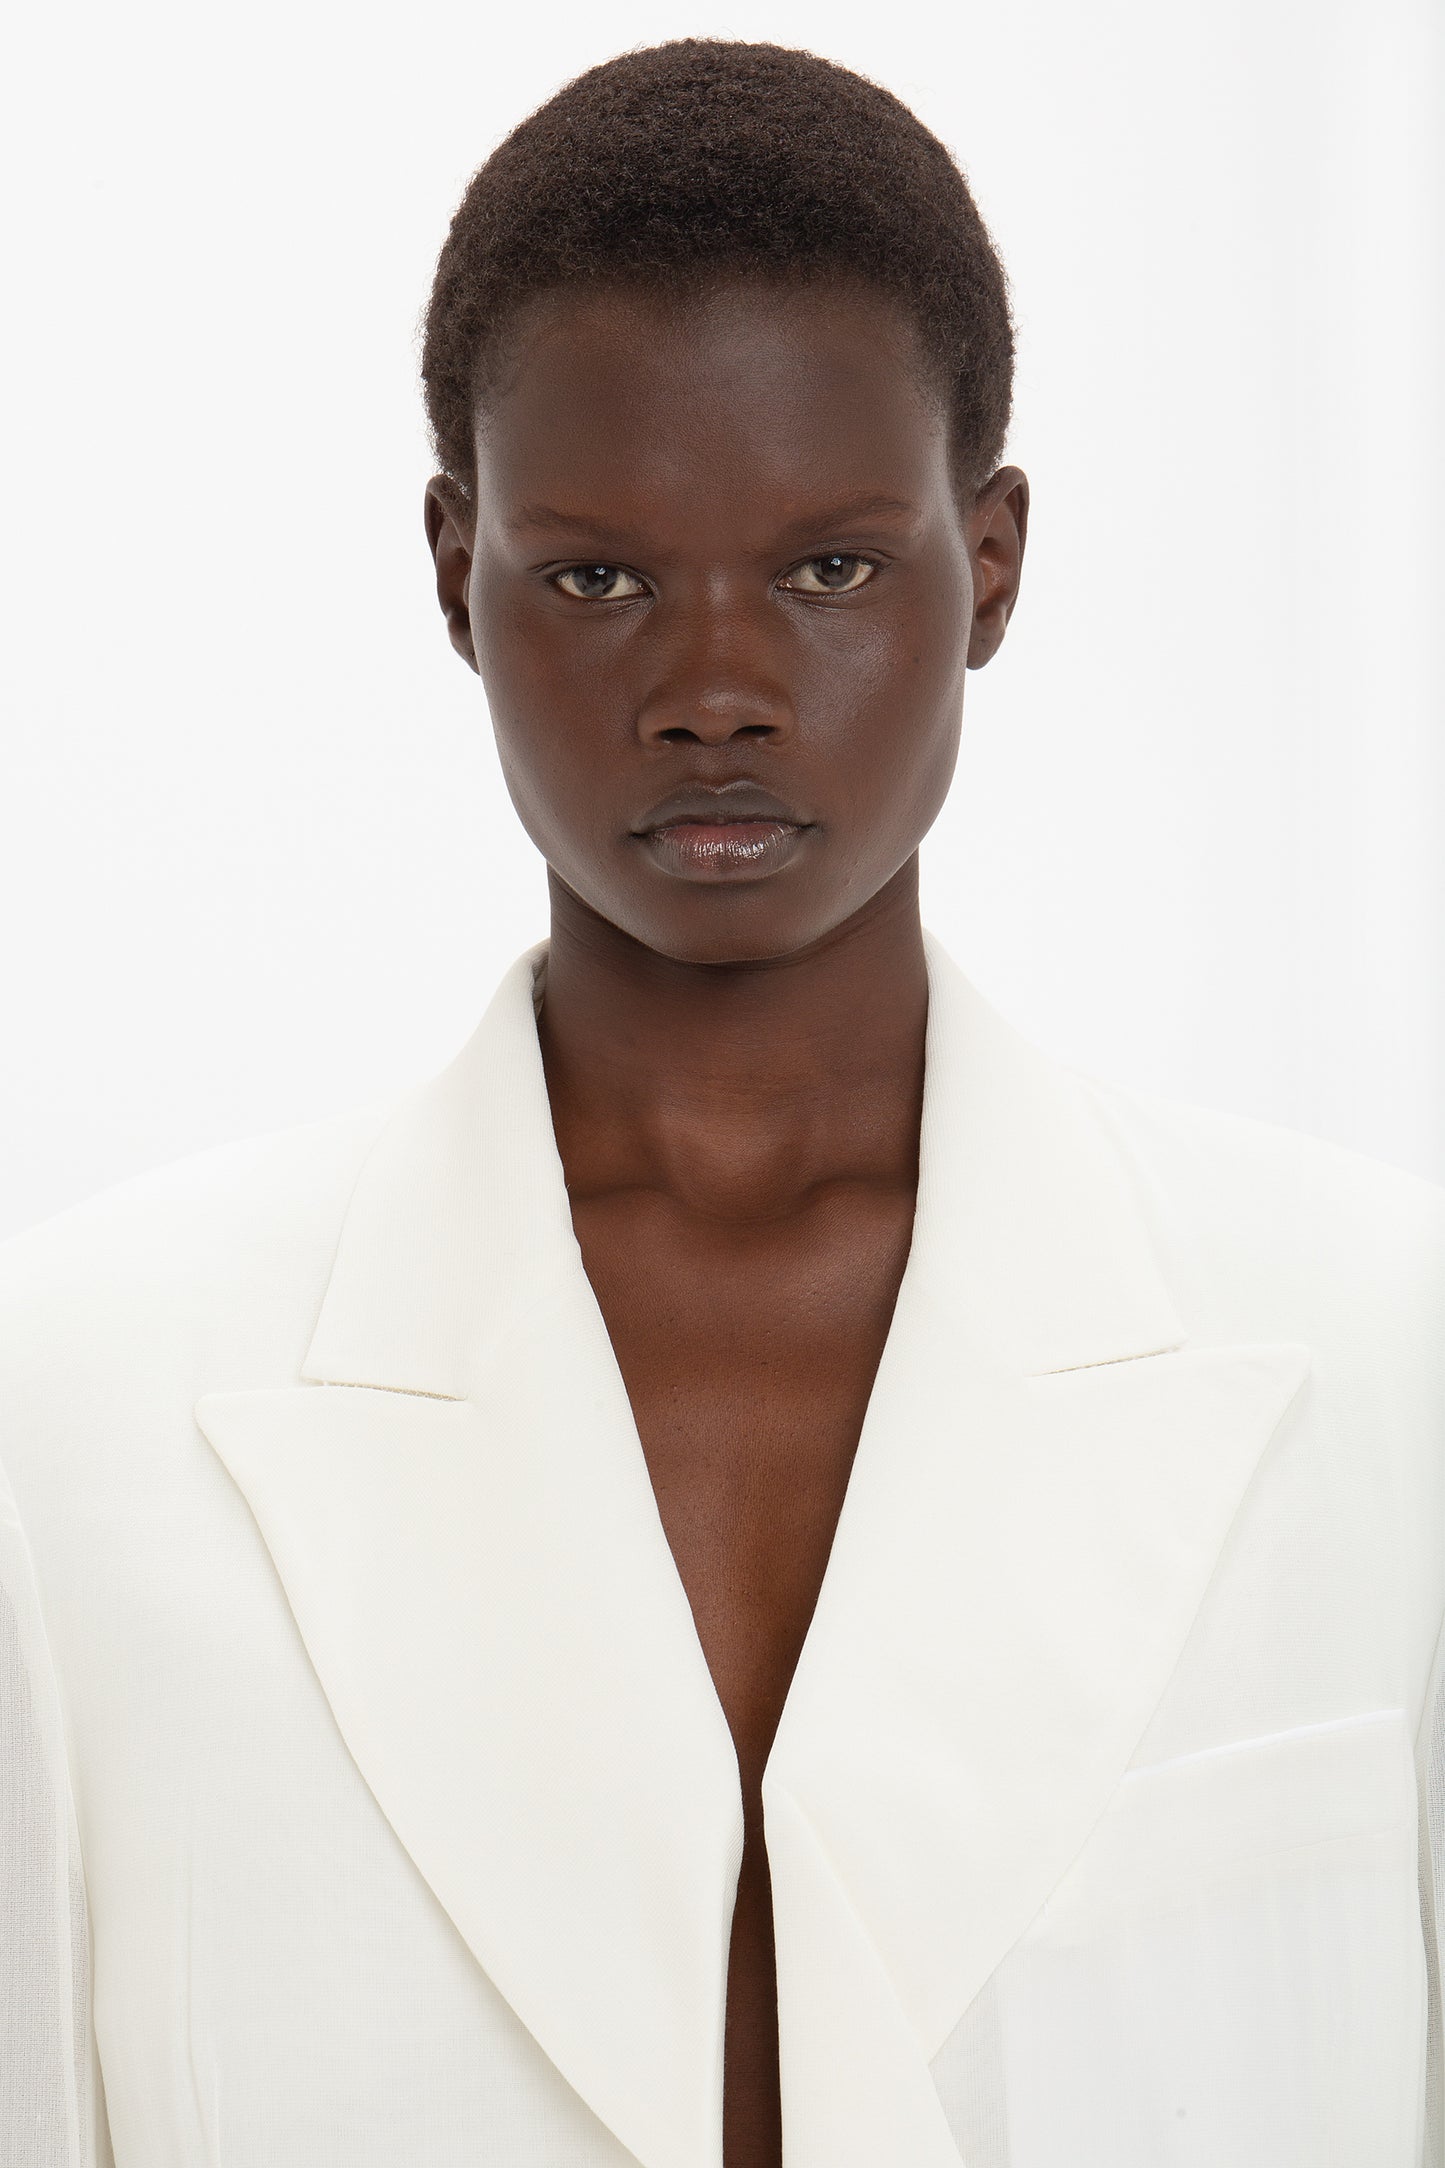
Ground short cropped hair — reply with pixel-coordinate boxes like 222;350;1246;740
421;38;1015;508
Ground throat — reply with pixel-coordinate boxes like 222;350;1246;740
535;892;931;1221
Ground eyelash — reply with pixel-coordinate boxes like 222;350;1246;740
547;553;883;603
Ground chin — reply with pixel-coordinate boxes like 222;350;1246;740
548;848;904;968
579;886;875;973
640;929;814;968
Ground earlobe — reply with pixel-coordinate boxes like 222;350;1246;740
423;475;481;674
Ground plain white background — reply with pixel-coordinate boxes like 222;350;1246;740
2;0;1441;1240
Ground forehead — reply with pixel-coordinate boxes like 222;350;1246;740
472;279;950;538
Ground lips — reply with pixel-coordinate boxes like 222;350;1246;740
633;780;809;833
630;778;813;883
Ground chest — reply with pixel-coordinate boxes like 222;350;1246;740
569;1182;916;1779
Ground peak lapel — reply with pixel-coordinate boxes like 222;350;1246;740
195;945;743;2168
763;938;1312;2158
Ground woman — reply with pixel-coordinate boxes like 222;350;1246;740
2;37;1442;2168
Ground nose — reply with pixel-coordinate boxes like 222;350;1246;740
634;585;796;748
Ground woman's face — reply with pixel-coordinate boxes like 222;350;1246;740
426;277;1027;965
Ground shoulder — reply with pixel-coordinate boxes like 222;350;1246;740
1078;1068;1445;1364
1060;1071;1445;1745
0;1092;400;1404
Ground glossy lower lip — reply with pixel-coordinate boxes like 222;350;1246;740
638;819;809;879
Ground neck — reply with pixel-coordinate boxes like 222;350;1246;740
536;862;929;1221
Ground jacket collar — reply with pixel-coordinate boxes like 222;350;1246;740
297;929;1185;1397
195;929;1309;2168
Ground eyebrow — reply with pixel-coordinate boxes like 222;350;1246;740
505;491;922;543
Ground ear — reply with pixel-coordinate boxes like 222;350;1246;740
965;465;1029;669
424;475;480;674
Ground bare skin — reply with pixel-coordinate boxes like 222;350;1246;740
426;275;1027;2168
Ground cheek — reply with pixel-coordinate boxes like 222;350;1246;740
469;584;601;841
828;597;969;829
487;702;602;866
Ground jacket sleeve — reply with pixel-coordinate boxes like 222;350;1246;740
0;1452;112;2168
1421;1605;1445;2168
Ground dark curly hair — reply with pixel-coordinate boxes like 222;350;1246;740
420;39;1015;510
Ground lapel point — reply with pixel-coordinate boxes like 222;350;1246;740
195;1355;741;2168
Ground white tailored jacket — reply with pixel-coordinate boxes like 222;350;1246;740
1;929;1443;2168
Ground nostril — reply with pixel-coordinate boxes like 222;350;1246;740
657;722;776;742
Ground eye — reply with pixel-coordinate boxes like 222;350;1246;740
779;553;879;597
551;563;648;602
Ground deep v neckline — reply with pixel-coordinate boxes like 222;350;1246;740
574;1195;918;1782
526;945;928;1804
